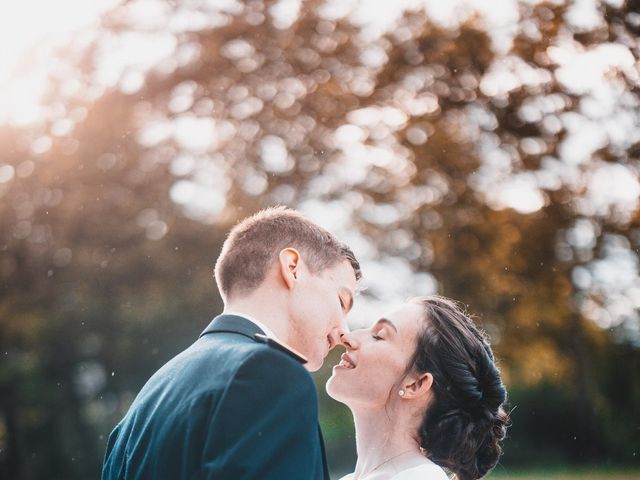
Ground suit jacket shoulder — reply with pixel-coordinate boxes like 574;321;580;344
196;334;325;479
225;340;317;407
103;316;328;480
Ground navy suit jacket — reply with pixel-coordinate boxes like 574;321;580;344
102;314;330;480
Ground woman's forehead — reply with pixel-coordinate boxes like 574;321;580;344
384;303;424;333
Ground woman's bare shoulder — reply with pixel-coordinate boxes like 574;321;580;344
391;461;449;480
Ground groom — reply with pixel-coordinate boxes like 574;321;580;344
102;207;361;479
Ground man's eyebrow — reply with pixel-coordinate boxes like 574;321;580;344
374;318;398;332
339;287;354;312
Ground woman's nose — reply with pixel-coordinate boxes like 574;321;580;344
339;331;358;350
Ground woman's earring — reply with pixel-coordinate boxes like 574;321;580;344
399;389;405;396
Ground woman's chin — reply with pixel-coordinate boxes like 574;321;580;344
325;376;347;402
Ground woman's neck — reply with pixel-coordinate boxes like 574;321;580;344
351;404;422;479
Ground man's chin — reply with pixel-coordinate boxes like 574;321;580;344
303;350;327;372
304;358;322;372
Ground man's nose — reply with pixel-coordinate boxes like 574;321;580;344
328;324;347;350
329;316;351;348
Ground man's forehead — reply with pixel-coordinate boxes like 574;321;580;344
337;258;359;283
322;258;356;279
318;260;358;299
337;260;358;309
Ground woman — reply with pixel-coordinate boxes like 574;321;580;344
327;295;509;480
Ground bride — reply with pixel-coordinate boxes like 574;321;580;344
327;295;509;480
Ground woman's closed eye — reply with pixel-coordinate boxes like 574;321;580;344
371;330;384;341
370;319;396;341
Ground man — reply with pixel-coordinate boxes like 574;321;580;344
102;206;361;479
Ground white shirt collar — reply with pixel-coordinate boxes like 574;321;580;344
223;311;280;342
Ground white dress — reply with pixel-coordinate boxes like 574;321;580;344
339;459;449;480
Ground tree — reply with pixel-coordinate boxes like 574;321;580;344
1;1;639;477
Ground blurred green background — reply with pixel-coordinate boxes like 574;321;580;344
1;1;639;479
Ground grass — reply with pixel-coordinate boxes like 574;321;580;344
487;467;640;479
332;467;640;479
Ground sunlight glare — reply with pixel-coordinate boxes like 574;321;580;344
0;0;119;125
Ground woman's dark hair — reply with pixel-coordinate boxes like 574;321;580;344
409;296;509;480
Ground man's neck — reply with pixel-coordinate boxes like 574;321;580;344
223;290;290;344
222;310;278;340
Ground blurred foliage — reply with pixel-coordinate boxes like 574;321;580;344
1;1;640;479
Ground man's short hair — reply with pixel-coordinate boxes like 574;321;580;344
214;206;361;300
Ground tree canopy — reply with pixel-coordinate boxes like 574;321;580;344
1;1;639;478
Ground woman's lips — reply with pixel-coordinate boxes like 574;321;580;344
335;352;356;370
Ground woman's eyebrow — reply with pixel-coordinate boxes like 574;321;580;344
374;318;398;332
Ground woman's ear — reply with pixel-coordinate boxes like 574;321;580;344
279;248;301;290
402;373;433;399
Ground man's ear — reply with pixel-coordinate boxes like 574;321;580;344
279;248;301;290
402;372;433;399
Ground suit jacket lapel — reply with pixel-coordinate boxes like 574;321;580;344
201;314;328;479
200;314;265;340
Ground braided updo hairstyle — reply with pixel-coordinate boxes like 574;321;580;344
409;296;509;480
